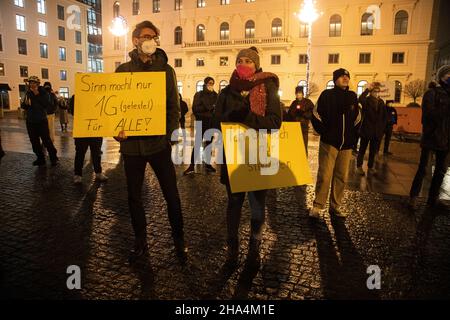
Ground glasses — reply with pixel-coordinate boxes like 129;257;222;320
138;35;159;41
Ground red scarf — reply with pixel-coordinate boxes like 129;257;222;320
229;70;279;117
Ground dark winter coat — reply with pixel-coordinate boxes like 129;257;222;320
288;98;314;131
420;82;450;151
311;86;361;150
21;87;53;123
358;89;388;140
192;89;218;131
115;48;180;156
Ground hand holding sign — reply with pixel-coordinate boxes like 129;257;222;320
73;72;166;138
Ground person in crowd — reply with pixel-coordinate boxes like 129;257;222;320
356;83;387;176
288;85;314;153
57;92;69;132
42;82;58;142
183;76;218;175
179;94;189;130
309;68;361;218
383;100;397;155
68;95;108;185
20;76;58;166
114;20;187;263
213;46;282;269
409;65;450;210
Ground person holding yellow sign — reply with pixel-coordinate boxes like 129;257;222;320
114;21;186;263
213;47;282;269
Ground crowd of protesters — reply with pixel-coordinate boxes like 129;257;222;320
0;20;448;268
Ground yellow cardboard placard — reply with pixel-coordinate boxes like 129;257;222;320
73;72;166;137
221;122;313;193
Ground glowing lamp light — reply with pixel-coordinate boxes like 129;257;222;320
296;0;320;24
109;16;128;37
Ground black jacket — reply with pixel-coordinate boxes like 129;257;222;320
213;77;282;185
311;86;361;150
287;98;314;130
21;87;52;123
358;89;388;140
420;82;450;151
192;89;218;130
386;106;398;127
180;98;188;125
115;48;180;156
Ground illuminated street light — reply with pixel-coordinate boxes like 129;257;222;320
109;16;128;62
295;0;321;97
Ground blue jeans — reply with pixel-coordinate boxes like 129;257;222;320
225;182;267;243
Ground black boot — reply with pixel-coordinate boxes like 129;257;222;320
128;238;148;264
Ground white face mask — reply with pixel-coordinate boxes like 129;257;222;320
140;39;157;55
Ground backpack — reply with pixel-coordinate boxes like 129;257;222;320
46;92;58;114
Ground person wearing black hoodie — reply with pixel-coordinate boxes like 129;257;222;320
21;76;58;166
356;83;387;176
310;68;361;218
409;65;450;210
287;85;314;154
114;21;187;263
213;47;282;269
183;76;218;175
383;99;397;155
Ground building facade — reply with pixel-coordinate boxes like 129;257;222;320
102;0;439;106
0;0;89;111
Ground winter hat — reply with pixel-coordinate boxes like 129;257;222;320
26;76;40;84
437;65;450;81
333;68;350;83
236;46;260;70
295;86;304;94
43;81;52;89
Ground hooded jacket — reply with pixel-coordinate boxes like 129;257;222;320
115;48;180;156
420;81;450;151
358;89;388;140
311;86;361;150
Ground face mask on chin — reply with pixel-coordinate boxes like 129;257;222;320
139;39;157;56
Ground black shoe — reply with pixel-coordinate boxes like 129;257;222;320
173;237;188;264
183;166;195;176
205;165;216;173
33;159;46;166
128;241;149;264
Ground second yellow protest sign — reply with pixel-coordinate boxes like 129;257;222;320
73;72;166;138
221;122;313;193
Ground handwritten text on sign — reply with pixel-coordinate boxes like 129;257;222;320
73;72;166;137
221;122;313;193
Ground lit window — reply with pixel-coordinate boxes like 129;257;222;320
38;21;47;36
271;18;282;37
326;80;334;89
357;80;368;96
361;13;374;36
394;11;408;35
245;20;255;38
329;14;342;37
16;15;25;31
37;0;46;14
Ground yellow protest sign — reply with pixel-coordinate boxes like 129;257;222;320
221;122;312;193
73;72;166;137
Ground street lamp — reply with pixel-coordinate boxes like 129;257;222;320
296;0;320;97
109;16;128;63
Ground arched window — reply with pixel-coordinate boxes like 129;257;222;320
395;80;402;103
329;14;342;37
196;80;204;92
357;80;368;96
196;24;205;42
177;81;183;95
174;26;182;45
245;20;255;39
361;13;374;36
113;1;120;18
297;80;307;96
219;80;228;91
271;18;282;37
394;10;408;35
220;22;229;40
299;23;309;38
326;80;334;90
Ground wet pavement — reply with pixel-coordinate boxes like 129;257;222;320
0;112;449;300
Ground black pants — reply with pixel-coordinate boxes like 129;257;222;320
357;137;381;168
190;121;213;166
384;126;393;153
301;127;309;155
74;138;103;176
410;148;449;203
123;147;184;243
26;120;57;161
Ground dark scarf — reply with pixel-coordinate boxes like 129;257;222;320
229;70;279;116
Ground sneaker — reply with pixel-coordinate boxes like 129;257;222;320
356;167;365;176
33;159;46;166
205;164;216;173
73;175;82;184
309;206;322;219
330;206;349;218
95;173;108;182
368;168;377;175
183;165;195;176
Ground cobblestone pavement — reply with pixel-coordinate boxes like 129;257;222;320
0;114;449;300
